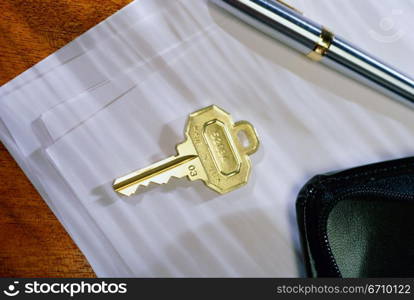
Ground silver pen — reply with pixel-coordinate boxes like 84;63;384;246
211;0;414;107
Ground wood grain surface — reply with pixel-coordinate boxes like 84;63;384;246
0;0;131;277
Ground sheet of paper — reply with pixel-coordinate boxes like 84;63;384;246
43;0;414;277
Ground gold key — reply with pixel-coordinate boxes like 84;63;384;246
112;105;259;195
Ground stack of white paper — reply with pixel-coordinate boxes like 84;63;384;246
1;0;413;277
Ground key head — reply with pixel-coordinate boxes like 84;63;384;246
184;105;259;194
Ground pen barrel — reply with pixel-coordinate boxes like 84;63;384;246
323;36;414;106
213;0;414;107
212;0;323;54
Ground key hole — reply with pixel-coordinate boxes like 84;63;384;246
237;129;251;150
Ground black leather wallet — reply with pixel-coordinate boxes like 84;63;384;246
296;157;414;278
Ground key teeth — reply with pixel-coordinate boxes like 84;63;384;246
116;175;182;196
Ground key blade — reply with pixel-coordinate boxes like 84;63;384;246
113;154;198;196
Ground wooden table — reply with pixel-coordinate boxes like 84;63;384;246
0;0;131;277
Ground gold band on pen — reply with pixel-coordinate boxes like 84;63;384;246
307;27;334;61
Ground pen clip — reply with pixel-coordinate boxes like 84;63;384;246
275;0;303;14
